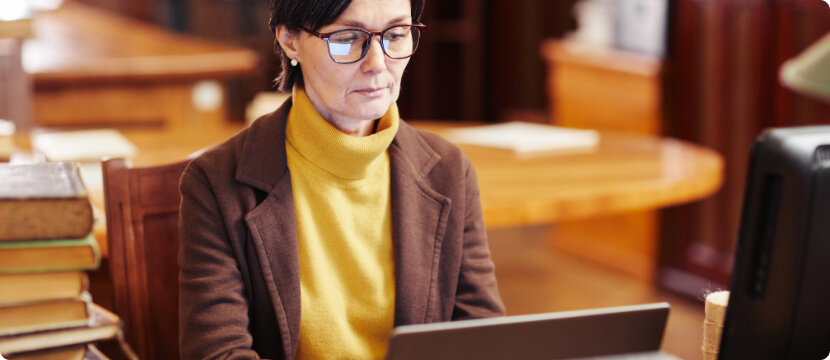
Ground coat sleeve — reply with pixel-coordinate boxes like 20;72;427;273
451;158;507;320
178;164;266;360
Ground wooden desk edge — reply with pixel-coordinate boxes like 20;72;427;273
476;135;725;228
25;2;261;83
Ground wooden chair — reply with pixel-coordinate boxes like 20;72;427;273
102;157;191;360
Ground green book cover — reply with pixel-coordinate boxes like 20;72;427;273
0;234;101;274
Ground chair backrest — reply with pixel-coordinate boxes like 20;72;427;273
103;157;191;360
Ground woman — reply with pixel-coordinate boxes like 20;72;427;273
178;0;505;358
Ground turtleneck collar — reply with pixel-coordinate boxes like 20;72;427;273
285;88;400;180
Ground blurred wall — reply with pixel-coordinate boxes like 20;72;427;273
660;0;830;296
76;0;576;122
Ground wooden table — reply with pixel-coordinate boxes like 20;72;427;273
473;131;722;279
419;122;723;280
12;121;723;277
93;122;722;227
415;123;723;226
23;2;260;127
16;122;722;217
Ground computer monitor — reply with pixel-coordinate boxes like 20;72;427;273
719;126;830;359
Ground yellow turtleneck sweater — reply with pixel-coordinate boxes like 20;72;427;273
286;89;399;360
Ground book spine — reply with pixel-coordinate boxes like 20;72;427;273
0;271;88;306
0;262;100;275
5;344;88;360
0;199;93;242
0;293;92;336
0;235;101;274
0;304;128;357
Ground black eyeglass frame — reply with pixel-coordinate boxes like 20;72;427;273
299;24;426;64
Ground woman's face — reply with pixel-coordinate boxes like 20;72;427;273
282;0;413;135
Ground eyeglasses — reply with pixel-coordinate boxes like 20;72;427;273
300;24;426;64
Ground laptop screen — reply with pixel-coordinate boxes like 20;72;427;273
385;303;670;360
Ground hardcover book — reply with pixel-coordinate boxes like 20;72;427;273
31;129;136;163
443;122;600;156
0;235;101;274
0;162;93;241
0;304;122;356
0;271;89;306
0;294;91;336
3;343;87;360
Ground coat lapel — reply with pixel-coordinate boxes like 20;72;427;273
244;178;300;360
237;100;301;359
390;123;452;325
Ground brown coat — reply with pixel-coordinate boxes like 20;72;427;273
178;99;505;360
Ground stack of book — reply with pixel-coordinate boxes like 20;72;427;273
0;162;124;360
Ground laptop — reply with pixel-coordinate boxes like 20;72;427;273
385;303;672;360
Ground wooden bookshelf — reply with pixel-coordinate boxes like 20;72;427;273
396;0;485;121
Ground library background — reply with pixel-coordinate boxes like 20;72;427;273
73;0;830;298
2;0;830;359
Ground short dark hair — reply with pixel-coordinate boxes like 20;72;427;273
269;0;425;92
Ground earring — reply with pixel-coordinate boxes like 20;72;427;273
291;59;298;67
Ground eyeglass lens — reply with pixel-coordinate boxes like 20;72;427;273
327;25;421;63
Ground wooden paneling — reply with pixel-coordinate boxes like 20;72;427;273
661;0;830;295
397;0;485;121
487;0;576;122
